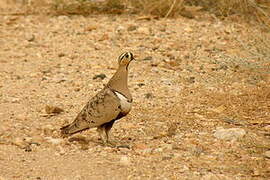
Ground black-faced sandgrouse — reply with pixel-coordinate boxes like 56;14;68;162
60;52;134;146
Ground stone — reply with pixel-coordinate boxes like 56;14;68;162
11;97;20;103
116;25;125;34
45;137;64;145
145;93;154;99
137;83;145;87
93;73;106;80
161;79;172;86
143;56;153;61
58;53;65;57
134;143;148;150
187;76;195;84
201;173;231;180
263;125;270;131
184;27;193;32
30;136;43;146
74;175;82;180
12;137;30;151
51;75;67;83
57;146;66;155
211;105;226;113
141;148;152;154
42;125;55;136
154;148;163;153
57;15;69;21
127;25;137;31
45;105;64;114
84;25;97;32
162;155;173;160
137;27;151;35
25;34;35;42
264;151;270;159
214;127;246;141
120;156;131;166
16;113;27;121
178;165;189;173
161;143;173;151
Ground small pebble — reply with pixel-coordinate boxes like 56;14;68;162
120;156;131;165
93;73;106;80
162;143;173;151
187;76;195;84
214;127;246;141
46;137;64;145
145;93;154;99
127;25;137;31
42;125;55;136
143;56;153;61
264;151;270;158
45;105;64;114
58;53;65;57
12;137;30;150
26;34;35;42
137;83;145;87
137;27;151;35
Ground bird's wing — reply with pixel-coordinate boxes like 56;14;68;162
76;87;122;127
61;88;122;136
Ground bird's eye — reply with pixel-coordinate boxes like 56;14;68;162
125;54;129;58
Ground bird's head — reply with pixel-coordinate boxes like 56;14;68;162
118;52;134;67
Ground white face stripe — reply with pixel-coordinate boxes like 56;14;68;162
119;52;127;61
119;52;132;61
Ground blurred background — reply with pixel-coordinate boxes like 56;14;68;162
0;0;269;27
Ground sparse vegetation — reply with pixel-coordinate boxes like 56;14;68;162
1;0;269;27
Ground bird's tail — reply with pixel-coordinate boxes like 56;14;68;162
60;120;89;137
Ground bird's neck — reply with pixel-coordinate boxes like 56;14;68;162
107;65;131;99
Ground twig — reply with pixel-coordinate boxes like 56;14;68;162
165;0;177;18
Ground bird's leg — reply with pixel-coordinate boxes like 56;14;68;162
98;120;129;148
104;120;130;149
105;126;116;147
97;125;116;147
104;120;117;147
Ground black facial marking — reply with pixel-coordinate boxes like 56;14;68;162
130;53;134;60
120;52;127;61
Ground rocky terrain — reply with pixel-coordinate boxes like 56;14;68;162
0;8;269;180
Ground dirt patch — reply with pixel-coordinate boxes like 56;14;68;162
0;11;269;179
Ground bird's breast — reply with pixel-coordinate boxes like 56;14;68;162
114;91;132;114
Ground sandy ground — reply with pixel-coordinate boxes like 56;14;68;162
0;6;270;180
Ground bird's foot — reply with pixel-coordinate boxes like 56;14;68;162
100;141;115;148
107;140;117;148
101;140;130;149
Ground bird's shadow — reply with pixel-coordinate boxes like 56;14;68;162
67;135;130;149
68;136;101;147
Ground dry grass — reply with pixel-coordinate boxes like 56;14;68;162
49;0;186;17
129;0;185;18
60;0;268;27
2;0;269;26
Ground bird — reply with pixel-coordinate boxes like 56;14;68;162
60;52;134;146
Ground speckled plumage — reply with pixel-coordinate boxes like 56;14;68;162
60;52;134;145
